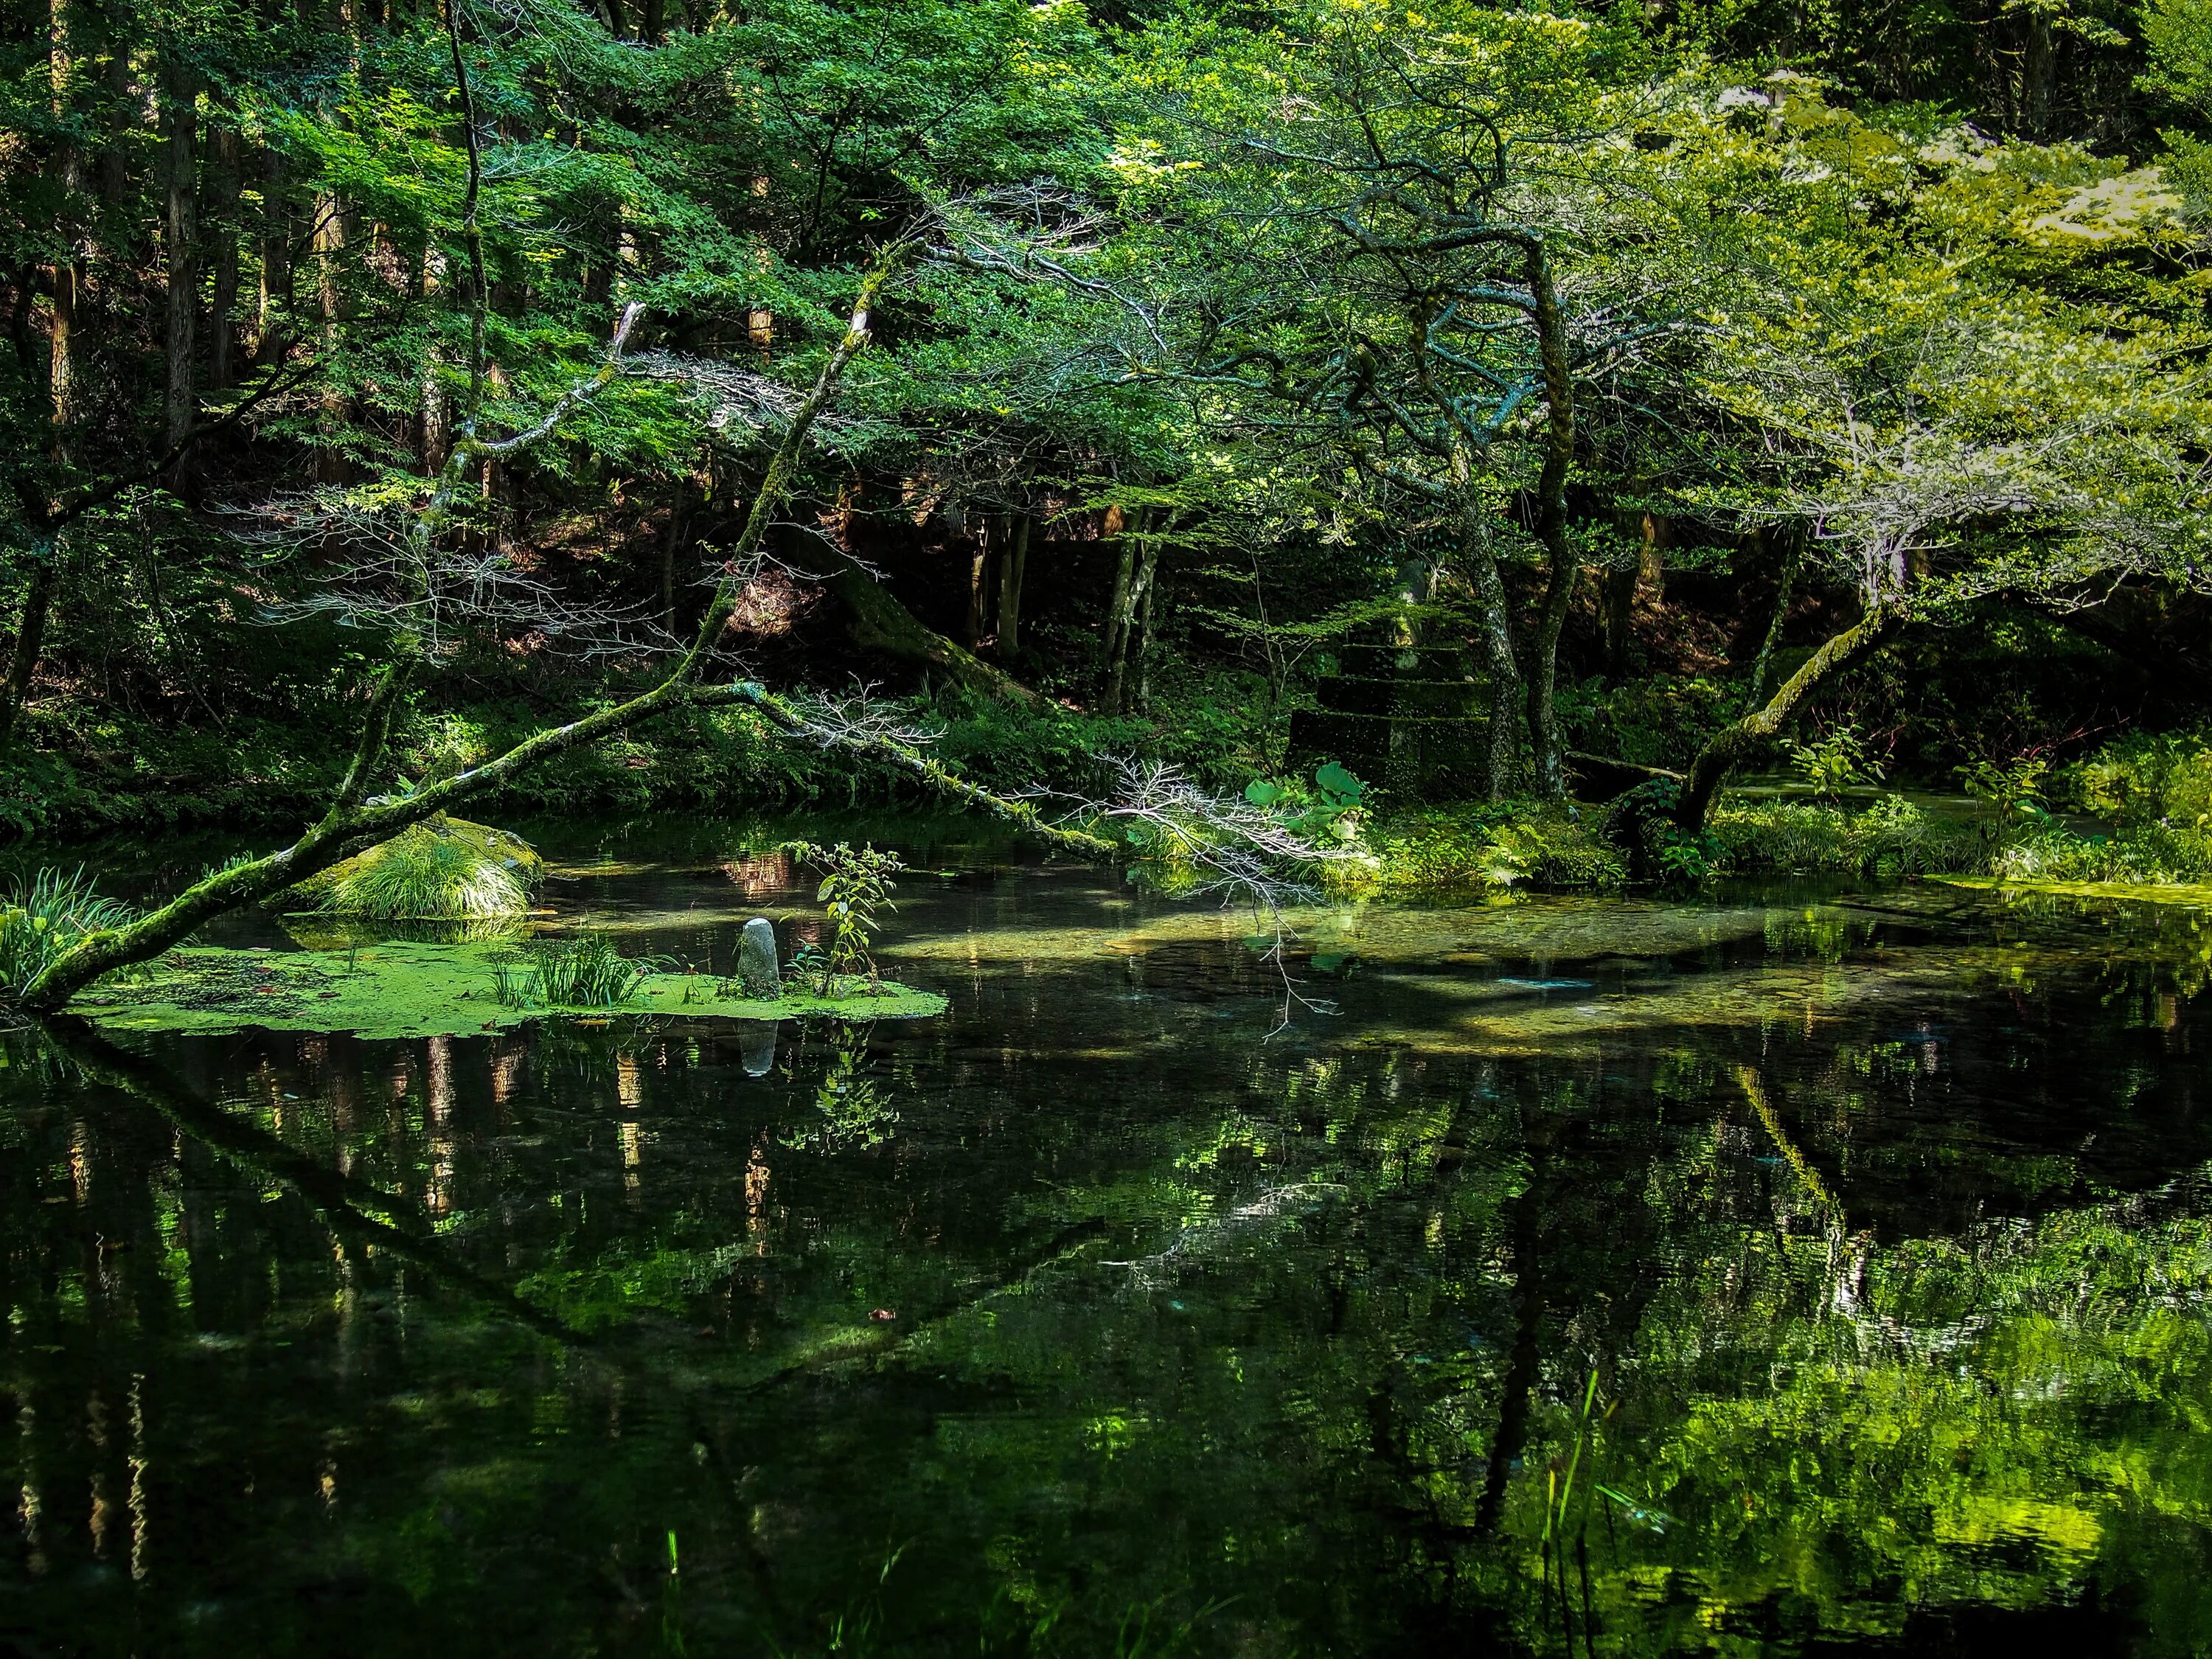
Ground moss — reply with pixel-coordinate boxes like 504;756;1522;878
69;939;945;1039
1935;875;2212;908
291;815;547;920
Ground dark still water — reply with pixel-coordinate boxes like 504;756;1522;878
4;815;2211;1656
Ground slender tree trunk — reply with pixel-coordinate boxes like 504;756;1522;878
206;123;240;391
46;0;83;444
1673;603;1896;832
257;147;291;366
160;52;199;454
1135;552;1158;710
15;0;82;766
97;38;131;232
0;561;58;760
1453;463;1520;802
1517;235;1578;800
1100;503;1138;678
962;518;989;649
1105;532;1156;716
313;187;347;481
996;513;1028;658
1742;526;1801;712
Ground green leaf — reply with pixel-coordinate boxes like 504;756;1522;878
1315;761;1365;804
1245;779;1283;807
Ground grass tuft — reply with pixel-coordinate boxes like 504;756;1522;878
491;933;661;1009
0;867;136;999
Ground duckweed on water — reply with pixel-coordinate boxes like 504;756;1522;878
69;939;945;1038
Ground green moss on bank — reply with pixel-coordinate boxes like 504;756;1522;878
70;941;945;1039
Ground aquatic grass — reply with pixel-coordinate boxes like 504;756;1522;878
0;867;137;1001
491;933;667;1009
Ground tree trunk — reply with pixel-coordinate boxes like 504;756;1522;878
1742;526;1801;712
1100;503;1138;678
995;513;1029;658
206;124;240;391
823;551;1039;707
1105;534;1156;716
0;560;57;761
46;0;83;445
257;147;291;366
1517;235;1578;800
1135;552;1158;709
1453;465;1520;803
313;187;348;482
962;520;988;649
160;53;199;455
1673;603;1896;832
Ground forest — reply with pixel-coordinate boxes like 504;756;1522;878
4;0;2212;1653
3;0;2212;936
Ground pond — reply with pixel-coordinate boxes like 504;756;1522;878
4;813;2211;1655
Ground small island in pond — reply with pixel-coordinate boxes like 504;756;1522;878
69;940;945;1040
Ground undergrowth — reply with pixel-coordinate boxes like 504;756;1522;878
0;868;136;1000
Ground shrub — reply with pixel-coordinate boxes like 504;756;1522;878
1345;802;1626;897
1708;793;1989;877
782;841;904;995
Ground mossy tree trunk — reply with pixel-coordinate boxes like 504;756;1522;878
1453;460;1520;804
1672;602;1897;832
824;549;1038;706
1516;235;1579;801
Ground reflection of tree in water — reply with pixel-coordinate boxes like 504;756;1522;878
1;903;2210;1654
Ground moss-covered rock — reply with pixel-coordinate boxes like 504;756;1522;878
291;815;546;919
70;939;945;1039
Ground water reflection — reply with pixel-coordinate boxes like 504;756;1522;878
1;821;2210;1655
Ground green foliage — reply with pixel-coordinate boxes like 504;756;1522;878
1983;729;2212;883
74;939;945;1037
1710;793;1992;877
1343;803;1627;897
1787;724;1888;802
784;841;904;995
0;869;135;1000
1956;753;2052;818
1245;760;1368;846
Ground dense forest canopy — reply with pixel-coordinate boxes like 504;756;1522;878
4;0;2212;971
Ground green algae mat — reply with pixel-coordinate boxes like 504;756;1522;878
69;941;945;1039
1936;874;2212;908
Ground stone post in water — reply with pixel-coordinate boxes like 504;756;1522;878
737;917;782;1001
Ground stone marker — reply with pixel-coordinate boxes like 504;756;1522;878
737;917;782;1001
